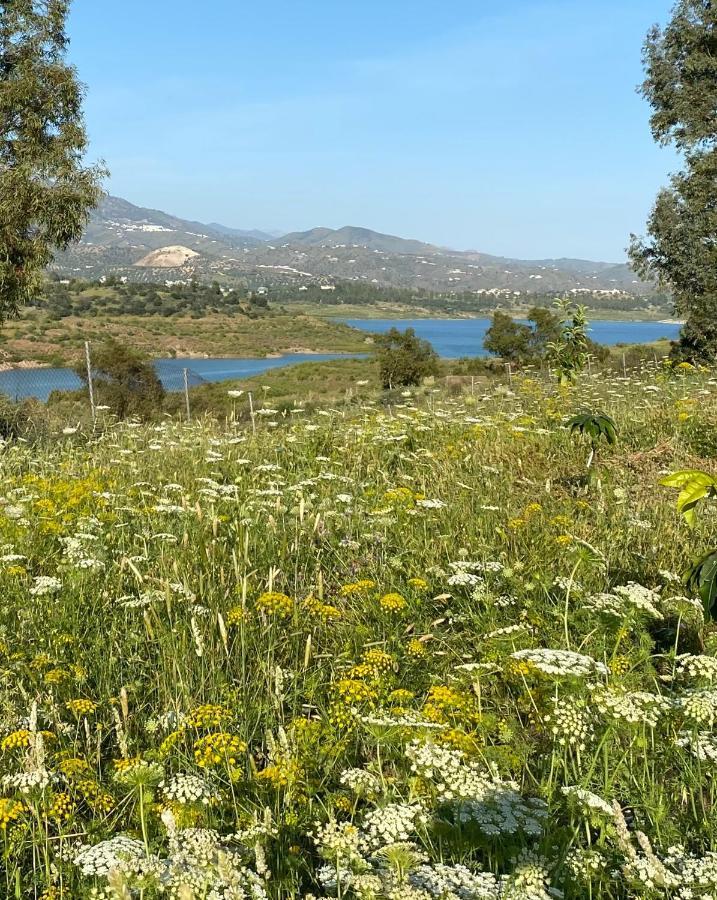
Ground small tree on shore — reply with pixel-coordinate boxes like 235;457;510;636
75;340;165;419
375;327;439;389
484;312;532;362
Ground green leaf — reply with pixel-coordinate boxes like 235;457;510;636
660;470;717;525
660;469;715;489
684;550;717;620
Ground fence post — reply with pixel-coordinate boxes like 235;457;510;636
183;368;191;422
84;341;96;423
505;362;512;386
622;353;627;378
248;391;256;435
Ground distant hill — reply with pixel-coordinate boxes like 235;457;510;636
84;195;265;251
50;195;660;304
277;225;437;255
207;222;276;242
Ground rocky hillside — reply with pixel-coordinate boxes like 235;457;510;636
52;195;656;299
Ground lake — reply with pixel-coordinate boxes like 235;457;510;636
0;318;682;402
342;318;682;358
0;353;358;402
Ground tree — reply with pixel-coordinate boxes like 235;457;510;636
75;340;165;420
0;1;105;321
375;327;439;389
629;1;717;363
527;306;561;356
484;312;532;362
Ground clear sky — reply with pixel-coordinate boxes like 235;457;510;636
67;0;678;261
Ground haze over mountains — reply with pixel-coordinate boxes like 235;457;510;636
51;195;656;298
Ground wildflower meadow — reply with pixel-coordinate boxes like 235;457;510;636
2;366;717;899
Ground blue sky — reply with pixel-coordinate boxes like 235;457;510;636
68;0;677;261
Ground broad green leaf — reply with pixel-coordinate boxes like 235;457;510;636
677;482;713;524
661;470;717;525
684;550;717;620
660;470;716;489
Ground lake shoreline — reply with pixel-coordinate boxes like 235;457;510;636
0;318;682;402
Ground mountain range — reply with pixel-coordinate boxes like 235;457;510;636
51;195;657;298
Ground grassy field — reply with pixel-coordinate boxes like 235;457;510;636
2;367;717;897
0;311;369;367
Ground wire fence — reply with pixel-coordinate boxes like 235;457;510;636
0;344;208;420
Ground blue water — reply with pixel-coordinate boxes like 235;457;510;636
342;318;682;358
0;353;357;402
0;318;683;402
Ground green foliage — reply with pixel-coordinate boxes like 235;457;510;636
567;410;618;473
567;411;618;448
484;312;532;362
74;339;165;420
684;549;717;620
546;299;591;384
639;1;717;151
660;469;717;527
661;468;717;620
375;327;439;389
484;306;582;366
630;2;717;362
0;0;106;321
526;305;562;354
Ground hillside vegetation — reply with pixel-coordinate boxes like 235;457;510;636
0;282;369;366
2;368;717;897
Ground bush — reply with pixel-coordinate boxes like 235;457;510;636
375;327;439;389
75;339;165;420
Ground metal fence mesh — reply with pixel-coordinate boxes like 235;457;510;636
0;351;208;411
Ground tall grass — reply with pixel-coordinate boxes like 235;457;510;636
1;365;716;898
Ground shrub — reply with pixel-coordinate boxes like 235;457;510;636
375;327;439;389
75;339;165;420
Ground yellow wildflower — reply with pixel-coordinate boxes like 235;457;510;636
186;704;232;729
1;729;31;751
339;580;376;597
257;756;302;788
407;639;428;658
256;591;293;618
58;757;92;779
361;648;394;672
0;798;23;830
610;656;631;676
226;605;247;626
47;792;74;822
65;698;97;717
76;779;114;813
159;729;185;758
335;679;377;704
303;595;343;621
193;733;246;768
408;577;428;590
389;689;415;705
379;592;407;612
